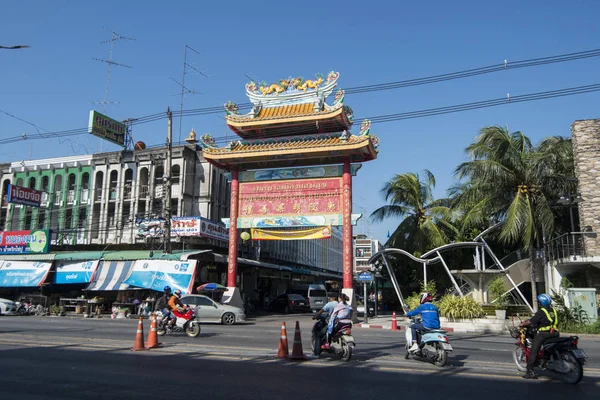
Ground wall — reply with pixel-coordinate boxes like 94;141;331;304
572;119;600;255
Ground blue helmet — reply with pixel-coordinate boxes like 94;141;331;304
164;286;172;293
537;293;552;307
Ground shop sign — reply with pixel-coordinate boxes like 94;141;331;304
251;226;331;241
6;184;43;207
171;216;229;241
55;260;100;284
124;260;197;294
88;110;126;147
0;229;51;254
0;261;52;287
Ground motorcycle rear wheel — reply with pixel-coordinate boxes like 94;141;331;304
513;347;527;372
186;322;201;338
311;334;322;356
432;344;448;367
559;351;583;384
340;344;352;362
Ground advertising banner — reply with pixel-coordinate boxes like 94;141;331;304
171;216;228;241
0;229;51;255
124;260;197;294
6;184;43;207
239;177;342;219
88;110;126;147
55;260;100;284
251;226;332;241
0;261;52;287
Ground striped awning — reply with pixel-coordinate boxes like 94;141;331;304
86;260;134;291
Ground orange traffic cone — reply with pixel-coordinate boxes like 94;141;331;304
391;311;398;331
131;317;147;351
276;322;289;358
146;314;162;349
288;321;307;361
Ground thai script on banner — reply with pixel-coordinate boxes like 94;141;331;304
55;260;100;284
124;260;197;294
251;226;332;241
6;184;43;207
0;229;51;254
136;216;228;242
0;261;52;287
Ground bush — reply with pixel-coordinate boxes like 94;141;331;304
405;280;438;311
551;290;591;331
438;295;485;321
488;276;509;310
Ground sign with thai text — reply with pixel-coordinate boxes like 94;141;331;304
239;177;342;219
6;184;43;207
171;216;229;241
0;229;51;254
0;261;52;287
124;260;197;294
88;110;126;147
55;260;100;284
251;226;332;240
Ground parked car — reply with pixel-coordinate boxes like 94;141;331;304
0;298;17;316
269;294;311;313
290;284;328;312
180;294;245;325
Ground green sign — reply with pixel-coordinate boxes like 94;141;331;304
88;110;126;147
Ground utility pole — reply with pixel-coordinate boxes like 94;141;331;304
163;108;173;254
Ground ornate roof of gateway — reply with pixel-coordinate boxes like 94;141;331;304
200;120;379;170
224;71;353;139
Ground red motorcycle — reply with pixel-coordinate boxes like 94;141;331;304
510;326;586;384
157;308;201;338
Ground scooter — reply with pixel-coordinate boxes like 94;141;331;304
311;313;355;362
405;317;452;367
156;308;201;338
510;325;586;384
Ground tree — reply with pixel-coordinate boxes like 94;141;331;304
453;126;573;311
370;170;457;257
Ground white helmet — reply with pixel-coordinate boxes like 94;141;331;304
174;289;182;298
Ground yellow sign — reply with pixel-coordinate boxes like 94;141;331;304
251;226;332;241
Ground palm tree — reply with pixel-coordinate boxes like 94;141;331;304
454;126;573;310
370;170;456;257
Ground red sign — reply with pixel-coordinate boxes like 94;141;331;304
7;184;42;207
239;177;342;217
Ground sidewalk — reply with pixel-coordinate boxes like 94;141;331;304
357;315;514;334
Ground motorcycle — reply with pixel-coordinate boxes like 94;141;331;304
156;308;201;338
510;325;586;384
404;317;452;367
15;300;35;316
311;313;355;362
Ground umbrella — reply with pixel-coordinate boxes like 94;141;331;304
196;283;227;292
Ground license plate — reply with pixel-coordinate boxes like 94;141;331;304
441;343;453;351
298;303;305;305
343;335;354;342
572;349;587;359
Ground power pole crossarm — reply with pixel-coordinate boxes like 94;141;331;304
164;108;173;254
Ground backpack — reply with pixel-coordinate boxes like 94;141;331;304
156;294;168;310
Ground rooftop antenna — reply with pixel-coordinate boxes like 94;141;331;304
172;44;207;144
92;27;134;151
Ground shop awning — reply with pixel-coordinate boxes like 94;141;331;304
124;260;197;294
0;260;52;287
86;260;135;291
55;260;100;284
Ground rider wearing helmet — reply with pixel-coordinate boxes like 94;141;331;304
168;289;186;318
519;293;559;379
406;292;441;353
156;286;172;324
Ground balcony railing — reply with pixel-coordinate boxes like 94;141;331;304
67;190;76;204
123;184;132;200
139;185;150;198
54;191;61;205
546;232;598;262
81;189;89;204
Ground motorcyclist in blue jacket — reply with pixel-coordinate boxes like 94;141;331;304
406;292;440;352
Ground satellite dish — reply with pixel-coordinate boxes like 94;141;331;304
134;141;146;150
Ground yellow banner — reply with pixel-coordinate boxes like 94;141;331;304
251;226;332;241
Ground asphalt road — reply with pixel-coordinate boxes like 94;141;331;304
1;314;599;399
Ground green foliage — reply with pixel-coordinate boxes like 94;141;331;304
438;295;485;321
49;304;61;315
405;281;438;311
560;277;574;291
405;293;421;311
550;290;591;331
488;276;509;310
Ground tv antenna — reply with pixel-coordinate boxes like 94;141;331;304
92;27;134;114
172;44;208;144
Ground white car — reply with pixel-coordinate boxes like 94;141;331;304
0;298;17;316
180;294;246;325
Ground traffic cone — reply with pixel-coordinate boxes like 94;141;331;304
146;314;162;349
391;311;398;331
288;321;307;361
131;317;147;351
276;322;289;358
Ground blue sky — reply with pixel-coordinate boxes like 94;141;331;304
2;0;600;243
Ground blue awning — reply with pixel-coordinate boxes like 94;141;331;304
86;261;134;291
